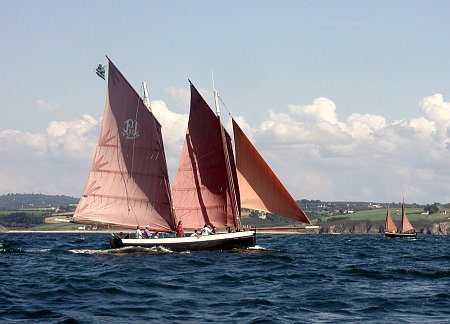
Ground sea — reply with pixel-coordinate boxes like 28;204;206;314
0;233;449;323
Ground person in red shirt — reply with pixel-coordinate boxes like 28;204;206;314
176;221;184;237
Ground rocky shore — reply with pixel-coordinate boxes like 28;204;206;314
319;221;450;235
2;223;449;235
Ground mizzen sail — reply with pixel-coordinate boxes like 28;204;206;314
171;83;238;229
73;59;176;231
232;119;310;224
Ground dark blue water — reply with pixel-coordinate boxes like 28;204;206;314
0;234;449;323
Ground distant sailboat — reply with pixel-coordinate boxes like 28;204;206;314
73;58;311;251
384;202;417;238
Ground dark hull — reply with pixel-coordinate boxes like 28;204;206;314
110;231;256;252
384;232;417;238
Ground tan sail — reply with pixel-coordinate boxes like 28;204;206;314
73;59;176;231
384;206;397;233
232;119;310;224
171;83;238;229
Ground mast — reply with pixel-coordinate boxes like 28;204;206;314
400;199;415;233
141;79;176;222
212;70;220;116
142;81;152;111
212;76;241;228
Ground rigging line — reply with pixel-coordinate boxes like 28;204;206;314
131;94;140;180
126;89;142;226
140;82;176;229
139;83;158;221
115;127;132;213
107;60;133;225
221;124;240;228
218;94;234;118
113;101;139;227
215;91;239;227
115;126;136;223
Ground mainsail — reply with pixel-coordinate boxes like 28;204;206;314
384;206;397;233
400;203;414;233
73;59;176;231
232;119;311;224
171;82;238;229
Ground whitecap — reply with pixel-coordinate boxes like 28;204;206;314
248;245;266;250
25;248;50;253
68;249;110;254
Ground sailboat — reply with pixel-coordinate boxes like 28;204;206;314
73;58;311;251
384;203;417;238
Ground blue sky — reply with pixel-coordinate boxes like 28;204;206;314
1;1;450;204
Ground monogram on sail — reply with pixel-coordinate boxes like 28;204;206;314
73;58;311;251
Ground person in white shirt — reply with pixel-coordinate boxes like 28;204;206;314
201;224;213;236
135;226;143;239
190;229;201;238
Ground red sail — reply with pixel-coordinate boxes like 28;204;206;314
232;119;311;224
384;206;398;233
172;83;237;229
73;59;176;232
401;203;415;233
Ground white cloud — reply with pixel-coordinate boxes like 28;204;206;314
165;87;190;113
289;97;339;125
45;114;98;158
345;113;386;139
2;93;450;204
420;93;450;125
419;93;450;144
240;93;450;203
0;114;99;195
151;100;188;173
229;116;255;142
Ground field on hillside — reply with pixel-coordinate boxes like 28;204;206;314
1;206;448;231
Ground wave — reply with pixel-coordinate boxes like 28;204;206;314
392;268;450;279
0;241;23;253
24;248;51;253
247;245;266;250
347;267;450;280
68;245;174;255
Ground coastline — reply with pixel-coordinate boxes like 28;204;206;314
318;221;450;235
2;230;116;234
2;229;314;235
2;221;449;235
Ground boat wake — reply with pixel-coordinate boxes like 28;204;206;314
68;249;113;255
68;245;174;255
24;248;51;253
248;245;266;251
228;245;267;253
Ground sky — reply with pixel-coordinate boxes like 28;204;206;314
1;0;450;204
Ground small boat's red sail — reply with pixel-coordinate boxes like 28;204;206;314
400;203;415;234
384;206;397;233
232;119;311;224
73;59;176;232
171;83;238;229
